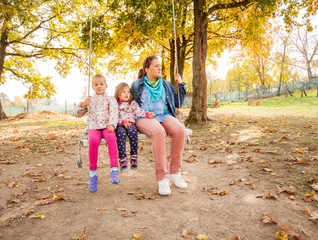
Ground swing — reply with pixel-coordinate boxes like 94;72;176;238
77;0;192;168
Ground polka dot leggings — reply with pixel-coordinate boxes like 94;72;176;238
116;124;138;159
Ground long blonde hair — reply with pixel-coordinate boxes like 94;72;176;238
114;82;133;103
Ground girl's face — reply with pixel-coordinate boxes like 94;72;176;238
119;86;131;102
145;58;161;80
92;77;107;95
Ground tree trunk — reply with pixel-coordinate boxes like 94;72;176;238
0;23;8;80
278;41;287;96
169;39;176;88
170;37;188;90
0;100;7;120
161;48;167;80
185;0;208;125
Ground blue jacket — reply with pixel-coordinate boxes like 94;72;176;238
131;76;186;118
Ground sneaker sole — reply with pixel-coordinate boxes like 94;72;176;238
120;168;129;172
159;191;171;196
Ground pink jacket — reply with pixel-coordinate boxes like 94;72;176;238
75;94;118;129
118;100;148;125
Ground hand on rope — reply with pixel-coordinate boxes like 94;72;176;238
175;73;183;84
81;97;91;108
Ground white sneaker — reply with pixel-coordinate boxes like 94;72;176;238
158;179;171;195
169;172;187;189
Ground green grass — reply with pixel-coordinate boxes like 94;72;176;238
217;89;318;117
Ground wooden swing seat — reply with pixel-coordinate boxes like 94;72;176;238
79;128;193;147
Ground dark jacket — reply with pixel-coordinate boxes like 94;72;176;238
131;76;186;118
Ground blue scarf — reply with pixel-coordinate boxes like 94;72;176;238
144;75;165;103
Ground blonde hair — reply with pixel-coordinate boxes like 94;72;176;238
92;73;107;85
114;82;133;103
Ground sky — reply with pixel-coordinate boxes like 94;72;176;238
0;62;136;105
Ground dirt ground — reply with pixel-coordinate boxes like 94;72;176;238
0;109;318;240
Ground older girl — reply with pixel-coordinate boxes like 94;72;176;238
131;56;187;195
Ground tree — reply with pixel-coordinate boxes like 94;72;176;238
290;27;318;82
84;0;194;88
0;0;86;100
14;96;24;107
186;0;276;124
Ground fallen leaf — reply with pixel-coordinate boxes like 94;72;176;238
257;191;278;200
122;211;137;217
186;155;197;163
209;160;223;164
14;189;26;196
277;186;297;195
306;178;317;184
196;234;208;240
280;225;305;240
181;229;191;237
261;213;278;224
96;207;107;211
115;207;127;211
135;193;158;200
25;209;35;216
304;190;318;202
35;198;56;205
275;230;288;240
2;178;17;189
30;214;46;219
133;234;141;239
71;226;87;240
263;168;273;172
311;183;318;190
6;198;20;205
36;194;51;200
188;216;199;222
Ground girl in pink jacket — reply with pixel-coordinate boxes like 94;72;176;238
114;82;155;172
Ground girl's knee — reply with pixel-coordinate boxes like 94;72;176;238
105;132;117;142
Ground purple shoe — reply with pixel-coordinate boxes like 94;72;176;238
88;175;98;192
110;170;120;184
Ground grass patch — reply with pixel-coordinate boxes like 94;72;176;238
217;89;318;117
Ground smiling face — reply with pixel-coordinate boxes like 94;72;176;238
145;58;161;81
92;77;107;95
119;86;131;102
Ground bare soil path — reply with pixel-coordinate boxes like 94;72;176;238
0;109;317;240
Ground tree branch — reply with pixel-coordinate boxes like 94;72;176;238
208;0;254;15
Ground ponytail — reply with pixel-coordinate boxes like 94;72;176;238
137;68;144;79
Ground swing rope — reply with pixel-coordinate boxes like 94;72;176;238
77;0;94;168
87;0;94;97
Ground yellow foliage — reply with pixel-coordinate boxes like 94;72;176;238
196;234;208;240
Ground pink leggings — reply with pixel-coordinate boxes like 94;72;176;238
136;116;185;180
88;129;118;170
